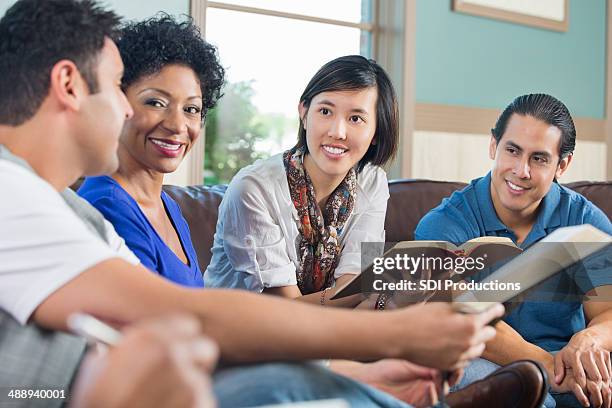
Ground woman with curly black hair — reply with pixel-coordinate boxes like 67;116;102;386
78;14;224;287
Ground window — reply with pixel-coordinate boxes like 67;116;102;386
201;1;374;184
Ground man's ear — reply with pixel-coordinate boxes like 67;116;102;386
49;60;88;112
488;135;498;160
555;153;573;179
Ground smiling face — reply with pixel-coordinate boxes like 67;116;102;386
119;64;202;174
300;88;377;184
489;113;572;222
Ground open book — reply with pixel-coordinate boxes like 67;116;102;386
331;235;522;300
453;224;611;312
332;224;612;313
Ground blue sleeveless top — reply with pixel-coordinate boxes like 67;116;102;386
78;176;204;287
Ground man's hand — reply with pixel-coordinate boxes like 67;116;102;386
394;302;503;370
70;315;218;408
555;331;611;387
583;377;612;408
554;331;611;405
549;366;589;407
549;368;610;408
543;347;611;408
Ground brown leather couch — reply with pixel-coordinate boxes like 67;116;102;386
164;180;612;274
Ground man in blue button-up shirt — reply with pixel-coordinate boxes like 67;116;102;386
416;94;612;408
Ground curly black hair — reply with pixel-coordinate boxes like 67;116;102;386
0;0;121;125
116;14;225;121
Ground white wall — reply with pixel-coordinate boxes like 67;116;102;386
412;131;607;183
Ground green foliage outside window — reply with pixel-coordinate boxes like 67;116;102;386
204;80;295;185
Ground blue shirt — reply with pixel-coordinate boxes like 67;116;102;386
78;176;204;288
415;172;612;352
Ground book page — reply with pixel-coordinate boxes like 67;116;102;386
454;225;612;305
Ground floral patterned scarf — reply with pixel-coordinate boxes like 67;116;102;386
283;147;357;294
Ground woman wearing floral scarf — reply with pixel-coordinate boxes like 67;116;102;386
205;55;398;309
203;55;474;408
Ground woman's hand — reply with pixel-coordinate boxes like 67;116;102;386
331;359;462;407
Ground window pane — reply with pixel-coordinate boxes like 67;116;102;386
210;0;371;24
204;8;369;184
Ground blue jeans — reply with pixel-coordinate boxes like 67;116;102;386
213;362;423;408
451;358;585;408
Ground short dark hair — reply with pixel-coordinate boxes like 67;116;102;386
492;93;576;159
116;14;225;121
0;0;121;125
295;55;399;172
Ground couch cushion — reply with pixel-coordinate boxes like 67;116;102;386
163;185;227;273
385;179;612;243
385;179;466;242
165;180;610;272
564;181;612;218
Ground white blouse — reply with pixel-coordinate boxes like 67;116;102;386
204;153;389;292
